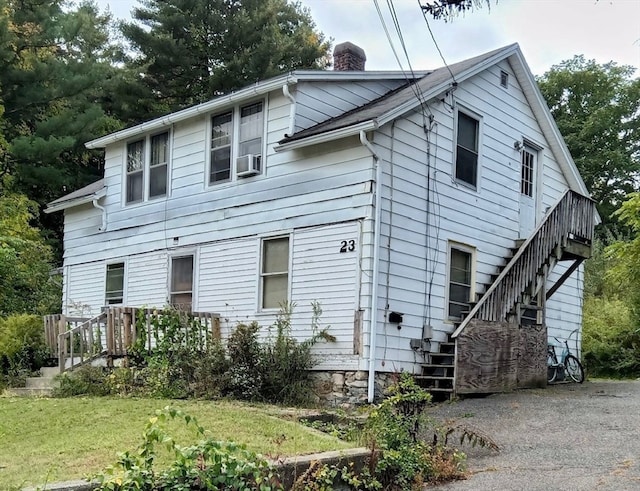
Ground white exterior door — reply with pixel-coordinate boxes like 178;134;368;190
519;145;537;238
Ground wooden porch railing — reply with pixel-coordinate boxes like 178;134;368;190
451;190;595;339
44;308;221;373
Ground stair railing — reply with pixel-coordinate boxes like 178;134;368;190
57;311;108;372
49;307;222;373
451;189;595;339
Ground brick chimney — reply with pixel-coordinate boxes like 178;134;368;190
333;42;366;71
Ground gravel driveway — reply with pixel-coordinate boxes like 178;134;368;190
429;380;640;490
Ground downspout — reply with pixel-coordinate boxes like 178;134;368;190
92;198;107;232
360;130;382;403
282;84;296;137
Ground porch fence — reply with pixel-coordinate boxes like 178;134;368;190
44;307;221;373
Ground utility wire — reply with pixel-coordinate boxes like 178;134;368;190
417;0;456;83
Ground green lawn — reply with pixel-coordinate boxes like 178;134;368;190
0;396;352;489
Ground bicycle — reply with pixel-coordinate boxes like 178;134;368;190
547;333;584;384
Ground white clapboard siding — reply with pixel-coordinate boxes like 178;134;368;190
294;79;408;131
546;262;584;352
363;59;583;371
64;262;106;317
62;88;375;268
290;222;361;354
127;253;170;307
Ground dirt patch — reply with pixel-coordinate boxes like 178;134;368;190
429;380;640;490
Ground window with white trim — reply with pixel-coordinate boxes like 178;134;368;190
260;236;289;309
209;101;264;185
455;111;479;187
170;255;194;311
521;145;535;197
447;245;474;320
105;263;124;305
125;131;170;204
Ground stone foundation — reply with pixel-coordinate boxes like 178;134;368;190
309;371;397;408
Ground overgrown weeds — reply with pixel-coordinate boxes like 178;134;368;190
55;302;333;405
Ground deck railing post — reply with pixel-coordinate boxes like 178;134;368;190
123;310;133;367
58;315;66;373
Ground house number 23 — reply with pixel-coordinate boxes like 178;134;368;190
340;240;356;253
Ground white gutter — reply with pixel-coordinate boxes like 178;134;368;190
86;74;299;149
282;84;296;137
92;198;107;232
274;121;377;153
360;129;382;403
44;188;107;214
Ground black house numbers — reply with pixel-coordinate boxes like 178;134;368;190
339;239;356;253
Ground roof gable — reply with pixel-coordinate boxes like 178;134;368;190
275;44;591;200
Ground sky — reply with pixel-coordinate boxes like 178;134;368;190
96;0;640;76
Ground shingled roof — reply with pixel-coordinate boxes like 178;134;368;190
279;45;515;145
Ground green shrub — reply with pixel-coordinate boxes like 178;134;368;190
95;406;283;491
582;296;640;377
54;365;111;397
365;373;465;489
227;321;264;401
0;314;51;387
193;339;230;398
261;302;335;405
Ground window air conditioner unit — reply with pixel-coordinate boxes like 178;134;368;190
236;154;261;177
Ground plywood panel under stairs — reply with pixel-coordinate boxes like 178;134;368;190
455;320;546;394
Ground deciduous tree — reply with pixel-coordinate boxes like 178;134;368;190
537;56;640;233
0;193;60;315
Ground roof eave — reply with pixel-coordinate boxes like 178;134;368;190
44;187;107;214
274;120;378;152
86;73;299;149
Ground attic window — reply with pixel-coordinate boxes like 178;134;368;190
500;70;509;88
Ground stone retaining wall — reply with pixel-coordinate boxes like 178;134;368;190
309;370;397;407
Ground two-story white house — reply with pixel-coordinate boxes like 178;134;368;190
46;43;595;404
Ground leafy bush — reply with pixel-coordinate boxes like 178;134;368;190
227;321;264;400
95;406;283;491
54;365;111;397
53;304;335;404
582;296;640;377
260;302;335;405
365;373;466;489
0;314;51;388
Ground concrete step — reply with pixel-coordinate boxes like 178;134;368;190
40;366;60;378
4;387;53;397
25;376;58;389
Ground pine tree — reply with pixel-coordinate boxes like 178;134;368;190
120;0;331;112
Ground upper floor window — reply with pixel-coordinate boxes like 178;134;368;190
126;131;169;204
455;111;479;187
210;101;264;185
521;145;536;197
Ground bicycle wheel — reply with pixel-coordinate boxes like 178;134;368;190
564;354;584;383
547;351;558;384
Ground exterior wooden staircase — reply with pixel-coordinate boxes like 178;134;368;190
418;190;595;398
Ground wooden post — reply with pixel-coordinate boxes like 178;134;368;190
106;308;114;368
58;315;66;373
123;311;132;368
212;316;221;340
